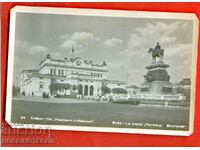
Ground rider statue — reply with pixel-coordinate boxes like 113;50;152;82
148;42;164;63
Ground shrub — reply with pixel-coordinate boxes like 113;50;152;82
112;88;127;94
102;85;111;95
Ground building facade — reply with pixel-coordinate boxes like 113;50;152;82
20;54;125;98
126;85;140;94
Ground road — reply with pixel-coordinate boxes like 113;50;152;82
11;97;190;130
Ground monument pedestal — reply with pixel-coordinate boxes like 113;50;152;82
141;81;173;95
141;61;174;95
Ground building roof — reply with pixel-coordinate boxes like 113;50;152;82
102;79;125;84
39;63;108;73
24;72;66;82
126;85;139;89
41;54;107;67
21;69;38;73
178;78;191;85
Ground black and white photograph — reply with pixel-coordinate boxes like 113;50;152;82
6;6;199;136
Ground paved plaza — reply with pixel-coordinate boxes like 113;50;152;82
11;97;190;130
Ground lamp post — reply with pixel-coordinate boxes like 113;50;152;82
121;66;129;88
126;73;129;88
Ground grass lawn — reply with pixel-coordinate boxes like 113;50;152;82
11;97;190;131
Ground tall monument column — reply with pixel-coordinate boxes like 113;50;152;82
141;42;174;95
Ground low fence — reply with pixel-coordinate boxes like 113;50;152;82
109;94;185;101
128;94;185;101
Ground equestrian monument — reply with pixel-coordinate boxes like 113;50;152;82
141;42;174;95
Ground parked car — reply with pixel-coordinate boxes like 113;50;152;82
111;94;141;105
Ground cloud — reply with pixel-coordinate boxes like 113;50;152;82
15;40;49;54
165;43;192;57
120;22;189;58
60;40;76;49
71;32;95;41
14;40;50;76
29;45;49;54
51;52;62;57
182;22;189;29
59;32;98;54
103;37;123;47
135;22;180;37
59;34;69;40
15;40;30;48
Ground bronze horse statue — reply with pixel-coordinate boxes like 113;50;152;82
148;42;164;63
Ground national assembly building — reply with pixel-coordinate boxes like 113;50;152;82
20;54;126;99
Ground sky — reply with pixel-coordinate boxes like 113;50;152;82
13;12;194;86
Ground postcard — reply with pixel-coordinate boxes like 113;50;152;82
5;6;199;136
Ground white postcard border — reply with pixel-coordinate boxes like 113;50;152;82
5;6;199;136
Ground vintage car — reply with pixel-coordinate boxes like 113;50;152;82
109;94;141;105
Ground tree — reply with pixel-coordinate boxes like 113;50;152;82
49;79;73;96
112;88;127;94
72;84;78;91
102;85;111;95
62;83;71;95
63;83;71;90
12;85;20;96
49;78;57;95
176;87;190;101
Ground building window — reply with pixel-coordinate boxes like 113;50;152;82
58;69;63;76
59;69;62;76
78;85;83;95
89;86;94;96
39;84;43;91
84;85;88;96
54;69;56;75
62;70;64;76
50;69;53;75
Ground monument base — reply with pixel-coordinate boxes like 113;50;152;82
141;81;174;95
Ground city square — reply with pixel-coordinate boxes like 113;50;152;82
11;96;189;130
